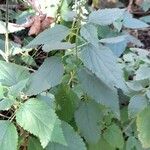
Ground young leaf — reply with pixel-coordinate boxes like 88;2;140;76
0;61;29;87
0;121;18;150
80;44;127;92
78;68;120;118
103;124;124;149
16;98;66;148
128;95;148;118
75;101;102;143
55;84;79;122
89;8;125;26
46;121;86;150
137;107;150;148
26;57;64;96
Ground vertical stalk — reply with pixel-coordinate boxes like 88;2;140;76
5;0;9;62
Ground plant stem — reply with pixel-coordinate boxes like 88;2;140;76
5;0;9;62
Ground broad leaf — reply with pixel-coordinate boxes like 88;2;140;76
0;98;15;111
26;25;70;48
80;44;127;91
28;137;44;150
78;68;120;118
80;24;99;47
103;124;124;149
0;121;18;150
75;101;101;143
137;107;150;148
128;95;148;118
55;84;79;122
16;98;66;148
123;12;149;29
0;61;29;87
88;138;115;150
26;57;64;96
135;65;150;80
43;42;75;52
89;8;125;25
46;121;86;150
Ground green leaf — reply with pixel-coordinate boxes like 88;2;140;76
28;137;44;150
137;107;150;148
103;124;124;149
123;12;149;29
135;65;150;80
46;121;86;150
9;79;29;97
16;98;66;148
88;138;115;150
0;120;18;150
43;42;75;52
80;44;127;91
55;84;79;122
80;24;99;47
78;68;120;118
0;84;4;99
26;25;70;48
0;98;15;111
126;136;142;150
26;57;64;96
89;8;125;25
75;101;101;143
0;21;24;34
128;95;148;118
0;61;29;87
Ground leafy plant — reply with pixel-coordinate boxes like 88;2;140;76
0;0;150;149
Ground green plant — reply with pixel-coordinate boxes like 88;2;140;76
0;0;150;149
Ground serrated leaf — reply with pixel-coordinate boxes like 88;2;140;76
0;121;18;150
89;8;125;25
26;57;64;96
103;124;124;149
26;25;69;48
80;24;99;47
137;107;150;148
0;21;24;34
78;68;120;118
16;98;66;148
0;61;30;87
28;137;44;150
46;121;86;150
75;101;101;143
80;44;127;91
128;95;148;119
43;42;75;52
123;12;149;29
55;84;79;122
